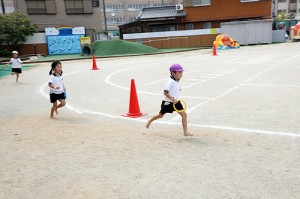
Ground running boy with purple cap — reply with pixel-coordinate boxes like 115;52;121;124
146;64;193;136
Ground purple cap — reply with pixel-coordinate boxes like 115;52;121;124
169;63;184;72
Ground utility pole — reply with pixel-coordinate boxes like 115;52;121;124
102;0;107;31
1;0;5;14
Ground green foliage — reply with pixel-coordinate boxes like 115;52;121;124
0;11;37;46
0;49;11;57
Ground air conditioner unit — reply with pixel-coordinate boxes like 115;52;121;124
176;4;183;11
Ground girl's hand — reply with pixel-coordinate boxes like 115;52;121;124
55;86;60;90
173;99;179;104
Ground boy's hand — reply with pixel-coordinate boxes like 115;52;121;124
55;86;60;90
173;99;179;104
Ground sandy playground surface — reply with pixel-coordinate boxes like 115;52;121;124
0;43;300;199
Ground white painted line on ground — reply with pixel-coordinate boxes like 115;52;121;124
213;86;240;100
242;83;300;88
76;107;300;138
184;70;235;88
104;64;213;99
244;53;300;84
169;85;240;122
38;53;300;139
40;82;82;114
169;100;211;122
144;69;202;86
189;123;300;138
243;55;276;65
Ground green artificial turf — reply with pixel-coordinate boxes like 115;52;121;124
92;40;199;56
29;40;200;62
0;65;32;78
93;40;163;56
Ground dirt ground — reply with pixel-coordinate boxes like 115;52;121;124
0;43;299;199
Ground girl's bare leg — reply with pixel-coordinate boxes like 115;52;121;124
50;102;57;118
16;73;19;83
178;111;193;136
55;99;66;114
146;113;164;128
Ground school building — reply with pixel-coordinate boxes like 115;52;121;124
119;0;272;48
102;0;182;30
13;0;103;35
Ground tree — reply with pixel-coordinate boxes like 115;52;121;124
276;11;286;22
0;11;37;48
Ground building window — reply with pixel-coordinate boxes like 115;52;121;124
128;4;148;11
92;0;99;7
290;9;296;13
191;0;211;6
26;0;56;15
65;0;92;14
26;0;45;14
128;17;136;22
290;0;297;3
278;0;286;2
185;23;194;30
106;17;125;25
106;4;124;11
151;25;176;32
278;9;286;13
203;22;211;29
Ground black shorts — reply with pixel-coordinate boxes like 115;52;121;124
159;100;183;114
12;68;22;73
50;93;65;103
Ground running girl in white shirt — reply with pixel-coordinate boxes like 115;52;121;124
48;61;66;119
146;64;193;136
6;51;22;83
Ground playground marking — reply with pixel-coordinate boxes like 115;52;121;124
243;55;276;65
242;83;300;88
244;53;300;84
183;70;235;88
169;85;239;122
38;54;300;139
144;69;202;86
169;100;211;122
68;107;300;138
105;65;213;100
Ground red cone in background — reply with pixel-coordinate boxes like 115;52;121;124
213;44;217;56
122;79;147;118
91;54;99;70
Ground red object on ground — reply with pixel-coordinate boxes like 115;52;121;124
91;54;99;70
213;44;217;56
122;79;147;118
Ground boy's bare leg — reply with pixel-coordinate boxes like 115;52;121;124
146;113;164;128
50;102;57;118
178;111;193;136
55;99;66;114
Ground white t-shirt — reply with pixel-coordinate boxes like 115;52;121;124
49;74;64;94
162;77;181;102
9;58;22;68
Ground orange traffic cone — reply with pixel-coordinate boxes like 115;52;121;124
213;44;217;56
91;54;99;70
122;79;147;118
